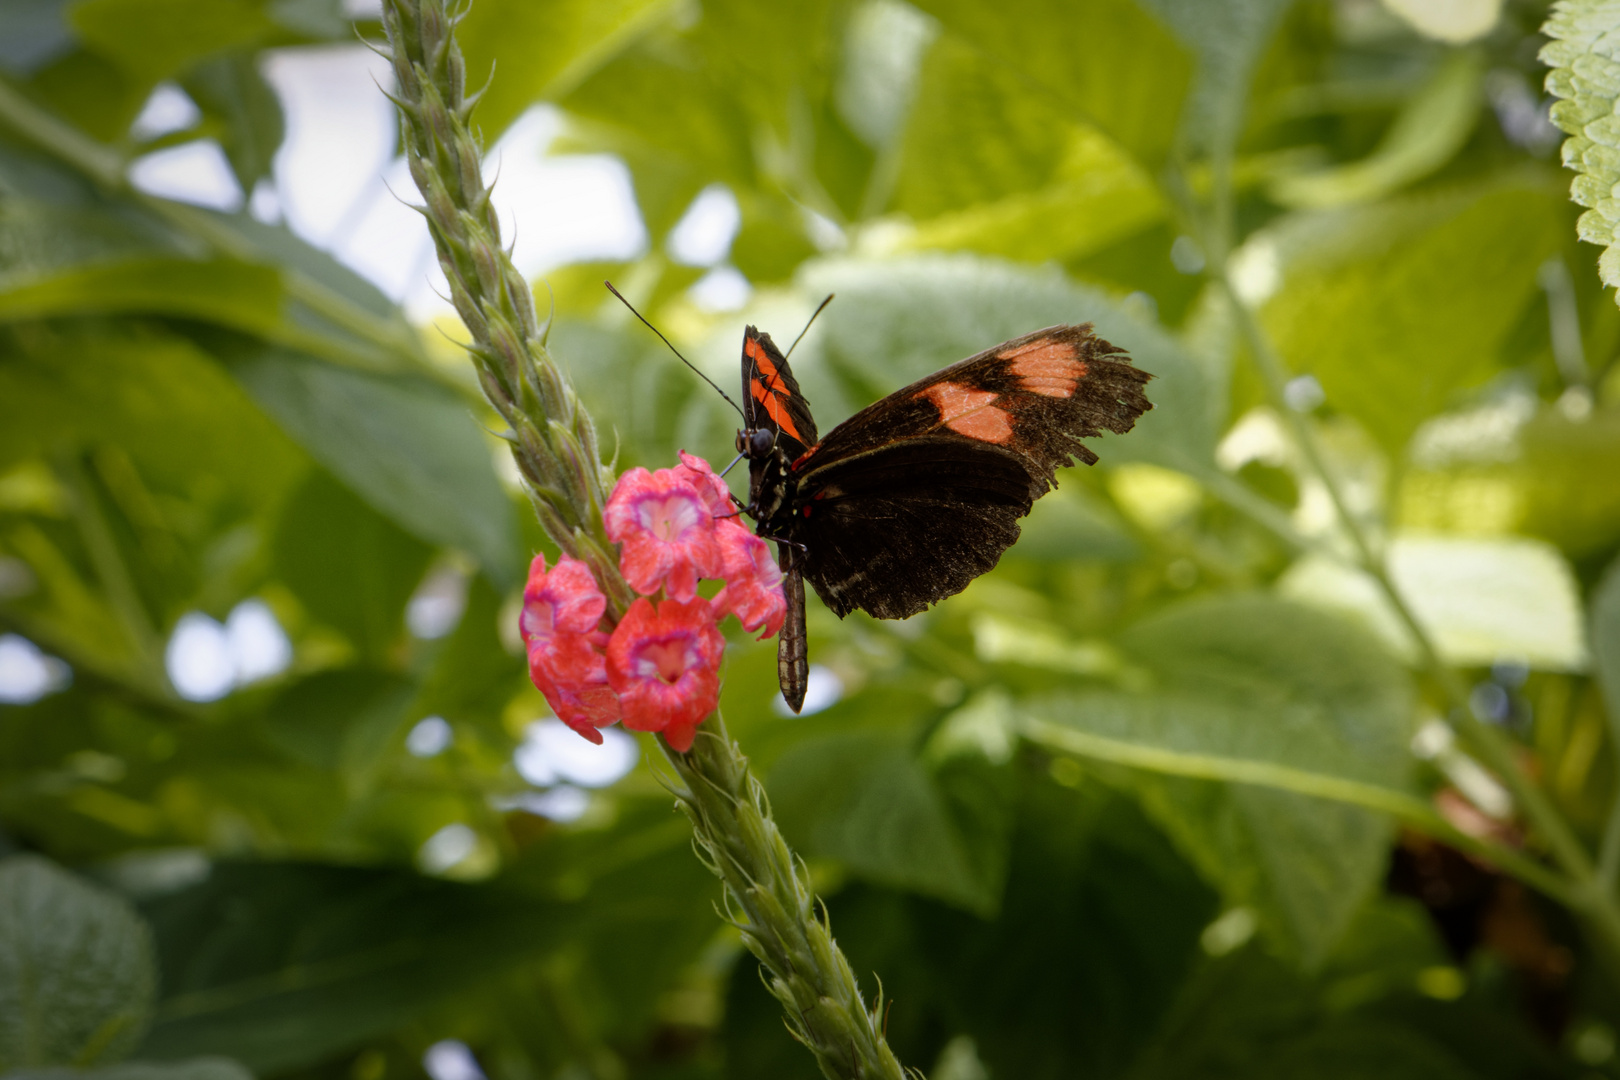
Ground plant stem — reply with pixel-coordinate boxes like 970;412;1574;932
1211;266;1620;971
378;0;631;614
379;2;912;1072
661;718;909;1080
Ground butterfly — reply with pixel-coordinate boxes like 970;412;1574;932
734;317;1152;712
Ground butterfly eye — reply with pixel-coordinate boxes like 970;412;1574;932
750;429;775;456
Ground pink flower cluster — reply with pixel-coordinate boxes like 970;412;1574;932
519;453;786;752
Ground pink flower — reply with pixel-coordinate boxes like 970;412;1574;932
712;527;787;638
520;554;619;743
520;554;606;642
677;450;739;518
606;597;725;752
605;466;722;601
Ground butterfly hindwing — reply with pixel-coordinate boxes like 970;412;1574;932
785;324;1150;618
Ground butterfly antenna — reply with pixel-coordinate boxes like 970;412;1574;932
604;281;746;420
784;293;835;360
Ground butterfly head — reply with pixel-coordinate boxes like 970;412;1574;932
736;427;776;460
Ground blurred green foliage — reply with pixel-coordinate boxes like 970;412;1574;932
4;0;1620;1078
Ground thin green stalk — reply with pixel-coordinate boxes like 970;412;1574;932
378;3;914;1074
1156;150;1620;969
663;715;908;1080
1208;264;1620;973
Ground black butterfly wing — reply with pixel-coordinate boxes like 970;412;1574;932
790;323;1151;619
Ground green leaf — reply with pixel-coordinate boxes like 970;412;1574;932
891;121;1166;265
67;0;275;84
134;861;575;1074
262;668;416;780
1245;179;1569;451
1132;944;1488;1080
1592;552;1620;748
728;774;1218;1080
1270;50;1485;208
233;348;520;587
0;0;77;77
768;728;1010;914
1280;533;1589;672
909;0;1193;167
0;855;157;1071
1543;0;1620;304
18;1058;253;1080
892;35;1100;221
179;52;286;194
457;0;682;140
1018;594;1417;964
270;469;434;661
1144;0;1293;157
0;257;286;333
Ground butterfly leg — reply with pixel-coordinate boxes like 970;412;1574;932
776;544;808;713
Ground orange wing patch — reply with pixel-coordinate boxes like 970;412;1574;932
745;336;806;442
745;337;789;394
1000;339;1088;398
752;381;806;443
918;382;1013;444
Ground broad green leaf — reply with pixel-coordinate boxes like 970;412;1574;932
1144;0;1294;157
889;125;1166;265
0;1;77;77
558;33;758;194
1131;944;1493;1080
917;777;1216;1079
0;257;285;333
0;328;306;682
798;253;1221;471
1586;553;1620;752
233;348;520;587
0;855;157;1071
134;861;575;1073
413;574;527;734
1270;50;1484;208
767;729;1007;913
270;469;433;661
1543;0;1620;304
68;0;275;84
1018;594;1416;964
262;668;416;782
1243;179;1569;451
458;0;683;140
1279;533;1588;671
21;1059;253;1080
180;52;286;193
909;0;1193;167
727;776;1217;1080
892;35;1092;221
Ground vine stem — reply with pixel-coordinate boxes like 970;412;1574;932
1211;264;1620;973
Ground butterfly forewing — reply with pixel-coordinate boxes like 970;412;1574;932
742;327;817;460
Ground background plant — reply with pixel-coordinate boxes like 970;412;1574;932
4;0;1620;1078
